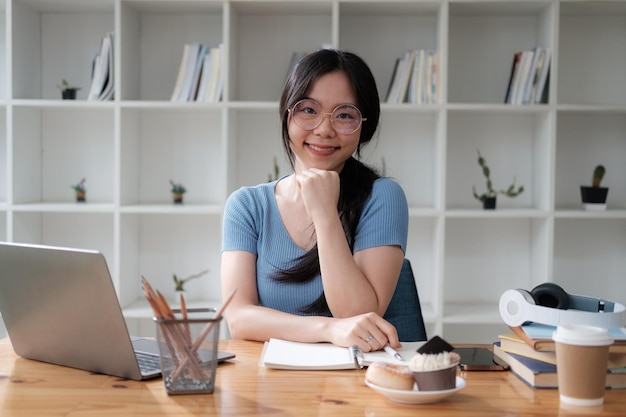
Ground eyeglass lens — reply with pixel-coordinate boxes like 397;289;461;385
291;100;363;134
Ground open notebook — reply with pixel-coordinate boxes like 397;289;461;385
260;338;425;370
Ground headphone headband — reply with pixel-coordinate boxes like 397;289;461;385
499;288;626;328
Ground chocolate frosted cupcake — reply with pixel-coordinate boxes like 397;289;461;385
408;351;460;391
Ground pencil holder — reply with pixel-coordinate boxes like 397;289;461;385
154;308;221;395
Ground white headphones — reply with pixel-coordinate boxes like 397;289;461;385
499;283;626;328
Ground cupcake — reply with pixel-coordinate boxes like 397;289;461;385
408;351;460;391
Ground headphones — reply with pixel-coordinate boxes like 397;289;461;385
499;283;625;328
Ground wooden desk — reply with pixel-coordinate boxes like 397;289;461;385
0;338;623;416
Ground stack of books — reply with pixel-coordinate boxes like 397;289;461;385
385;49;439;105
504;46;551;105
493;324;626;389
170;43;224;103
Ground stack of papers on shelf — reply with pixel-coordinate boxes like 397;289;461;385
87;32;115;101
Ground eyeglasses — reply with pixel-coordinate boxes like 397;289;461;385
288;99;367;134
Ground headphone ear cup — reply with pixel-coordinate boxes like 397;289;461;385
531;283;570;310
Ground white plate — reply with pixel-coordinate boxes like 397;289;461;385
365;376;466;404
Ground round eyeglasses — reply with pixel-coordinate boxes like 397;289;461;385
288;99;367;134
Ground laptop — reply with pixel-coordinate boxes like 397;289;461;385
0;242;235;380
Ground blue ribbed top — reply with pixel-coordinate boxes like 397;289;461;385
222;177;408;315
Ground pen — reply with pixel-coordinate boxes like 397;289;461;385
383;344;403;361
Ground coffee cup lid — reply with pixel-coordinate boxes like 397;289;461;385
552;324;614;346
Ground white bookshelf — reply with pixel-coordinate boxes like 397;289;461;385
1;0;625;342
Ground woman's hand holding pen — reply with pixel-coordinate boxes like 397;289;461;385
328;312;401;353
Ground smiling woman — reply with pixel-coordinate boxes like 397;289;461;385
220;49;409;354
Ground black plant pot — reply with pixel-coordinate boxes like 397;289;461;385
580;186;608;210
482;197;497;210
62;89;78;100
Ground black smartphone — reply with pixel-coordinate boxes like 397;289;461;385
455;347;509;371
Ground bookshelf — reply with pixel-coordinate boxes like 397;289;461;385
1;0;625;342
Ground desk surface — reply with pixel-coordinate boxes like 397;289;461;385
0;338;624;416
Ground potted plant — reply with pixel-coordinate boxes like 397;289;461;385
472;150;524;209
580;165;608;211
57;79;81;100
170;180;186;204
173;269;209;293
71;178;86;202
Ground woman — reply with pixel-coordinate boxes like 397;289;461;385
221;49;408;353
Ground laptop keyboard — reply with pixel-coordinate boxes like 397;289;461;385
135;351;161;374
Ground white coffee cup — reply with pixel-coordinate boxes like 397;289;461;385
552;324;614;406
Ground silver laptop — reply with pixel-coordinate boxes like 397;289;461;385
0;242;235;380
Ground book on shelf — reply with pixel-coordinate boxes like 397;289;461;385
521;47;541;104
510;49;533;105
198;44;223;103
87;31;114;101
186;44;209;101
173;42;202;102
386;49;439;105
504;47;551;105
385;58;401;103
195;52;212;102
170;43;224;103
493;342;626;389
509;324;626;353
171;43;193;101
498;333;626;368
533;47;551;104
504;51;522;104
260;338;424;370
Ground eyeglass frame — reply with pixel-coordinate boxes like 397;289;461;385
287;99;367;134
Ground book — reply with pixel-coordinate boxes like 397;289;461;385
176;42;202;102
186;44;208;101
386;51;411;104
194;53;212;102
498;333;626;368
511;50;533;105
98;32;115;101
385;58;401;103
260;338;425;370
170;43;192;101
504;51;522;104
87;32;114;101
533;47;551;104
521;47;541;104
509;324;626;353
493;343;626;389
199;45;222;103
396;50;415;104
527;47;545;103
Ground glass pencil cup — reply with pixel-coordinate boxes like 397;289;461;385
154;308;222;395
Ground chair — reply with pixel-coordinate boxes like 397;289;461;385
383;259;428;342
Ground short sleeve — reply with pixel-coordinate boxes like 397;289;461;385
222;187;260;255
353;178;409;253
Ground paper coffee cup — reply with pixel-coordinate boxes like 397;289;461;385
552;324;613;406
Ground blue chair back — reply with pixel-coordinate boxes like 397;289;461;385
383;259;428;342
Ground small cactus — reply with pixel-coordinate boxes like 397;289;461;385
592;165;605;188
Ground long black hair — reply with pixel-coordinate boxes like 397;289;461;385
275;49;382;315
